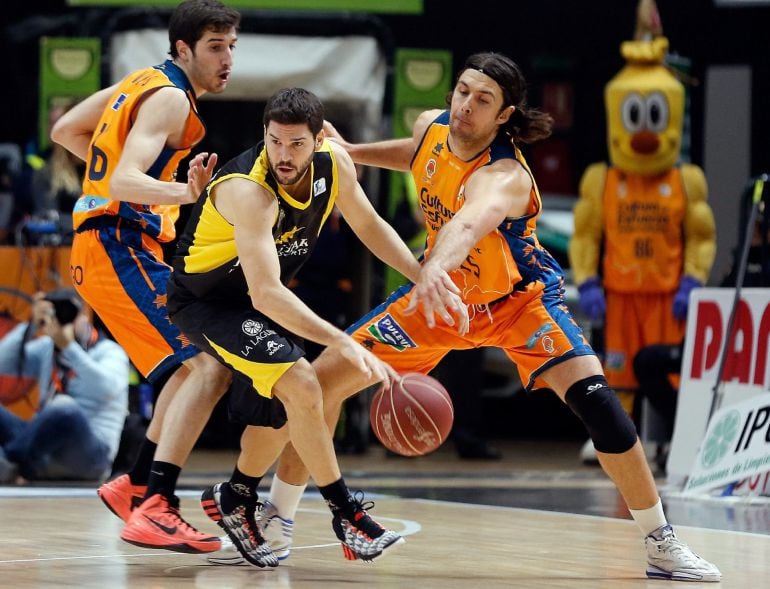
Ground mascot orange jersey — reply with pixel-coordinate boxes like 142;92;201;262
601;166;687;293
73;60;205;243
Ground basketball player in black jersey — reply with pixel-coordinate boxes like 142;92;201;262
167;87;467;566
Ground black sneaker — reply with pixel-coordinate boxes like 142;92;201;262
331;491;404;562
201;483;278;568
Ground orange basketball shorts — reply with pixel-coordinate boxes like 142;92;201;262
348;282;595;391
70;217;199;382
603;290;684;390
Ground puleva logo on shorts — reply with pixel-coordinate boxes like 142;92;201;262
526;323;553;349
366;314;417;352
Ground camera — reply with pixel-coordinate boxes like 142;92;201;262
44;289;82;325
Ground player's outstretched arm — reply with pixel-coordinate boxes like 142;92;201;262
323;120;416;172
333;143;468;334
405;160;531;324
332;143;421;281
50;84;120;161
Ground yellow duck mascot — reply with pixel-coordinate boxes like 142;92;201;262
569;0;716;460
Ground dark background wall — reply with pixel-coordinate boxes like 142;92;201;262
2;0;769;182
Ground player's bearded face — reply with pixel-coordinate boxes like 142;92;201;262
265;123;319;186
269;151;314;186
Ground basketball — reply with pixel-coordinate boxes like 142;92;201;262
369;372;454;457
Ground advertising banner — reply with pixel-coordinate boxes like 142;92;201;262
669;288;770;493
683;393;770;494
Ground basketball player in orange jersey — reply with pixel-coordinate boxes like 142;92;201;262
220;52;721;582
50;0;240;554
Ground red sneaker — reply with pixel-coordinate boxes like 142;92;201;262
120;494;222;554
97;474;147;522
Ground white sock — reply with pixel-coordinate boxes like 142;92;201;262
268;475;306;521
629;498;667;537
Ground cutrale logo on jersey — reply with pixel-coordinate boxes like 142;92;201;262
419;187;454;232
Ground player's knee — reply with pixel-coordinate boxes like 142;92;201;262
190;354;232;398
564;375;637;454
277;365;323;414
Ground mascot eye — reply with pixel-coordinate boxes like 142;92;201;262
645;92;669;132
621;93;645;132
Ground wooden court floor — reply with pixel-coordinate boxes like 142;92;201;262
0;441;768;587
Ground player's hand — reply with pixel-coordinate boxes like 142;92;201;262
334;336;399;392
322;120;349;149
184;152;218;204
404;263;469;335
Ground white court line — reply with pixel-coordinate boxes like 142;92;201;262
0;504;421;565
0;553;177;564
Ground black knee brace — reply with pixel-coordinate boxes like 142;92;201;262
564;375;638;454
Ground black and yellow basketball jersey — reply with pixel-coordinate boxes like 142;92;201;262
170;140;339;302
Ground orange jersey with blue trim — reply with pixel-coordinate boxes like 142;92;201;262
411;111;563;305
73;60;205;242
602;166;686;292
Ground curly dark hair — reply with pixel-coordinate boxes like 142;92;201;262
449;52;553;144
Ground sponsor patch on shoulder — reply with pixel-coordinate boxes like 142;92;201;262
313;177;326;196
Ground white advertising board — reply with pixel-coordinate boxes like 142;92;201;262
668;288;770;491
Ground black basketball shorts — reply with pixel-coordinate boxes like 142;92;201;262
169;296;305;428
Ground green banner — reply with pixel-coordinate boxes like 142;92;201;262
384;48;451;294
39;37;101;150
67;0;423;13
392;48;452;139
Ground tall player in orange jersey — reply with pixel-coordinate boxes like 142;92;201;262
51;0;240;554
218;52;721;582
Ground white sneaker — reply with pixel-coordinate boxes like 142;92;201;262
579;438;599;465
257;500;295;561
645;524;722;582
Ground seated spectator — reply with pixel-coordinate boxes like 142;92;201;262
0;289;129;483
633;341;683;472
22;102;84;246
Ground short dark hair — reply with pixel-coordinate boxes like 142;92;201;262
452;52;553;144
263;88;324;136
168;0;240;58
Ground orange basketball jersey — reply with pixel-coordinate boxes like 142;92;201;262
601;167;686;293
73;60;205;242
412;111;561;305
